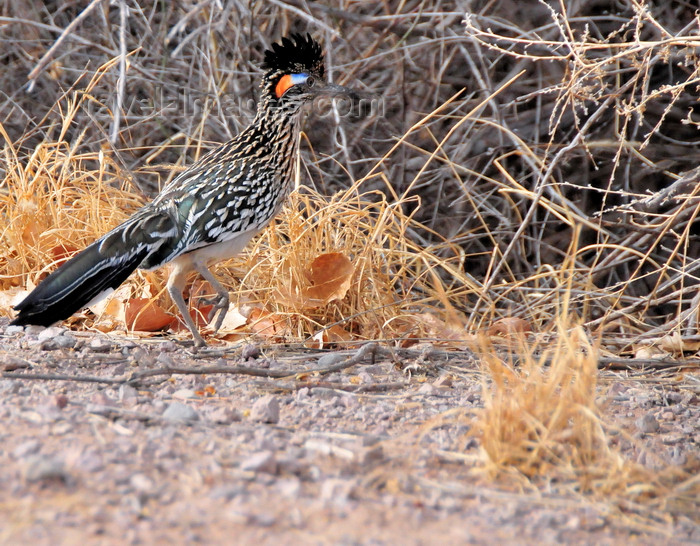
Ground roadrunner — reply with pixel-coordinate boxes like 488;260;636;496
11;33;357;346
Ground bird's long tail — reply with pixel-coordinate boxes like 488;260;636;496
11;234;150;327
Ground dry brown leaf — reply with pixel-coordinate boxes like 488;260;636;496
305;253;354;302
49;243;79;268
89;284;132;326
641;332;700;356
246;307;289;339
277;252;354;309
487;317;533;337
124;298;174;332
218;304;249;333
308;324;355;349
393;313;475;349
0;287;29;315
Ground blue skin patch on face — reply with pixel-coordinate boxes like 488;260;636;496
290;73;309;84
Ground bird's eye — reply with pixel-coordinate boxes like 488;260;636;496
306;76;315;87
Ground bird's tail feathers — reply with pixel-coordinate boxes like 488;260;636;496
11;232;150;327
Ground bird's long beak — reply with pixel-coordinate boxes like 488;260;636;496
316;82;361;101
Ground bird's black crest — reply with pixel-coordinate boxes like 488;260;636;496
263;33;324;77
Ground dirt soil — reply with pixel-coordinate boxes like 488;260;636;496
0;322;698;545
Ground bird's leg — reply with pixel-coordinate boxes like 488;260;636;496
193;262;230;334
167;262;206;347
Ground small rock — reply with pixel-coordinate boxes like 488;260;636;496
89;338;113;353
250;395;280;424
357;371;373;384
660;411;675;421
277;477;301;498
2;356;30;371
210;484;246;500
54;334;77;349
240;450;277;474
13;439;41;459
317;353;346;367
156;353;176;366
241;344;261;360
130;473;155;493
252;513;276;527
24;325;45;336
664;391;683;404
37;326;65;341
320;478;354;506
636;413;660;433
5;325;24;336
668;446;687;466
76;449;104;473
357;444;384;465
172;388;197;400
207;406;242;424
418;383;438;395
24;455;68;483
91;392;116;406
39;339;60;351
119;385;139;403
55;394;69;409
162;402;200;422
159;341;179;352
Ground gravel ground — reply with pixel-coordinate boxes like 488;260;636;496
0;322;698;545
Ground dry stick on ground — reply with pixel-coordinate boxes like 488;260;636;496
0;342;382;387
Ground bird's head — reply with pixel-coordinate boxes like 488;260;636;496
261;33;358;112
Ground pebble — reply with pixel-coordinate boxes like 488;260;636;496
250;395;280;424
241;344;261;360
162;402;200;422
635;413;659;433
320;478;354;506
24;455;69;483
55;394;69;409
159;341;179;353
37;326;65;341
357;371;374;384
206;406;242;424
13;439;41;459
130;473;155;493
156;353;176;366
240;450;277;474
5;325;24;336
317;353;346;367
418;383;438;395
209;484;246;500
172;389;197;400
119;385;139;403
89;338;113;353
356;444;384;465
24;325;45;336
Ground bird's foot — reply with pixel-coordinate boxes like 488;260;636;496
201;293;229;333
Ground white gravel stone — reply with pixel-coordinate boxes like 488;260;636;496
240;450;277;474
162;402;200;422
250;395;280;424
24;455;68;483
37;326;66;341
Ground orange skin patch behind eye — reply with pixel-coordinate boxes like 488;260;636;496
275;74;295;98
